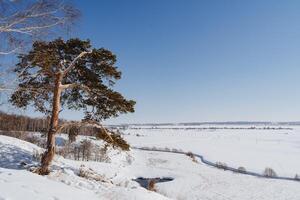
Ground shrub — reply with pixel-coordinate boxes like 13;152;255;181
151;146;157;150
56;140;113;163
263;167;277;177
0;131;27;140
186;152;194;158
32;149;43;162
126;155;133;165
186;152;197;163
78;165;106;182
216;162;228;170
73;145;81;160
237;166;246;173
56;142;74;158
68;126;79;143
24;135;41;146
295;174;300;181
147;179;156;192
171;148;179;153
80;140;93;161
177;149;184;153
94;145;110;163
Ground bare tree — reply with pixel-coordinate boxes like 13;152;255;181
0;0;79;92
0;0;78;55
10;38;135;175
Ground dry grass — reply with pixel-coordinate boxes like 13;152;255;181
78;165;110;183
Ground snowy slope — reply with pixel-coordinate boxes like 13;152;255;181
1;134;300;200
0;135;168;200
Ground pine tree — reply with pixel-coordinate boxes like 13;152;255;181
10;38;135;175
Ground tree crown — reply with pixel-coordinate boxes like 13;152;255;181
10;38;135;122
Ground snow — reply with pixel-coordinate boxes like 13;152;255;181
124;125;300;177
0;135;168;200
128;150;300;200
1;125;300;200
0;168;99;200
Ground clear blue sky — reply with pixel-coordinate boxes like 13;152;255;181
54;0;300;124
6;0;300;124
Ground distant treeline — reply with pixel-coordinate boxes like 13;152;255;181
129;127;293;130
0;111;97;135
0;111;51;132
0;111;130;151
122;122;300;126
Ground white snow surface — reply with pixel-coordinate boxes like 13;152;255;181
124;125;300;177
1;125;300;200
0;135;168;200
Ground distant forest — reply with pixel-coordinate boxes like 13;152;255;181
0;111;97;135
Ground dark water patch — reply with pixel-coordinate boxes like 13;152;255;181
133;177;174;189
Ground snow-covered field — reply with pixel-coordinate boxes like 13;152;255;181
124;125;300;177
1;124;300;200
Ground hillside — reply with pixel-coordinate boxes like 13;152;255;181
1;133;300;200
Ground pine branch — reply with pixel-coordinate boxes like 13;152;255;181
62;51;91;76
57;121;114;143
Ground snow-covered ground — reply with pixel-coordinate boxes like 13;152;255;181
0;135;168;200
1;124;300;200
124;125;300;177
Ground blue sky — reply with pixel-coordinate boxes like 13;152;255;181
4;0;300;124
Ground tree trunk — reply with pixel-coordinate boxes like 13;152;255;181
40;73;63;175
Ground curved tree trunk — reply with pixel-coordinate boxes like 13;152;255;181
40;73;63;175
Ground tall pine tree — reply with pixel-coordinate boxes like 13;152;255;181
10;38;135;174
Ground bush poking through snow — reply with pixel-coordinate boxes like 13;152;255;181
32;150;43;162
78;165;108;182
171;148;179;153
263;167;277;177
147;179;156;192
237;166;246;173
151;146;157;151
177;149;184;153
24;135;40;146
295;174;300;181
216;162;228;170
94;145;110;162
186;152;197;163
0;131;27;140
56;140;111;162
68;126;79;143
126;155;133;165
80;140;93;161
186;152;194;157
